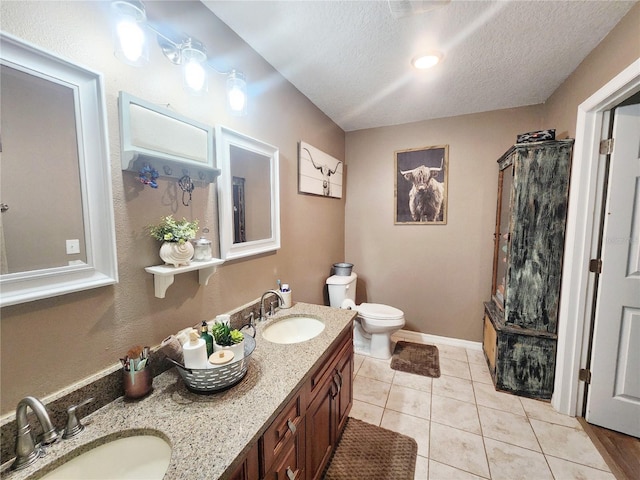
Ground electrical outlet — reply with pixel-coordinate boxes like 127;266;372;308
66;239;80;255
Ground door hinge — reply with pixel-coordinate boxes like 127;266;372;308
599;138;614;155
579;369;592;384
589;258;602;274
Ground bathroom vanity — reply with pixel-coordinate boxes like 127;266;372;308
0;303;356;480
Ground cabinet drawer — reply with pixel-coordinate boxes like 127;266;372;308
264;422;305;480
262;392;305;472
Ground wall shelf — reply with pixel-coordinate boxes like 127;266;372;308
145;258;224;298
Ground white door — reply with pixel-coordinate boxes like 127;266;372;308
586;103;640;437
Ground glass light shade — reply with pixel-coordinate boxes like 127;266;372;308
412;52;443;70
181;40;207;94
112;0;148;67
227;70;247;116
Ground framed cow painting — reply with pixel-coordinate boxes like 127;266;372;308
395;145;449;225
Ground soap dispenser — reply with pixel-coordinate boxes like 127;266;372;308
200;321;214;357
183;330;209;369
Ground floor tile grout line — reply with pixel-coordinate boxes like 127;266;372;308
471;374;493;479
543;452;617;474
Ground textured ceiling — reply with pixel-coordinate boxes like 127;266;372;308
203;0;636;132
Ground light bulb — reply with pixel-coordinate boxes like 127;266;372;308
183;60;206;93
111;0;148;66
412;52;443;70
228;86;246;112
116;19;145;63
227;70;247;115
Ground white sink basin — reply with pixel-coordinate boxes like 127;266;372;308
262;316;325;344
39;434;171;480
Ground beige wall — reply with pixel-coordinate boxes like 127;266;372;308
345;106;543;341
543;2;640;137
0;1;345;415
344;2;640;343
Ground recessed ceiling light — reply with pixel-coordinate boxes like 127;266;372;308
412;52;443;70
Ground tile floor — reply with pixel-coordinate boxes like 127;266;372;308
349;339;615;480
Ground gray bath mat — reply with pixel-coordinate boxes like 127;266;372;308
323;417;417;480
390;341;440;378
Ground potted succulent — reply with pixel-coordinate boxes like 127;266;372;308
211;321;245;361
148;215;199;267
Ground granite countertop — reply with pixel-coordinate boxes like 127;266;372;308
1;302;356;480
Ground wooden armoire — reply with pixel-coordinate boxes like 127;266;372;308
483;139;574;399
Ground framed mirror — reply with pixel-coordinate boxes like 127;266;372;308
216;126;280;261
0;32;118;307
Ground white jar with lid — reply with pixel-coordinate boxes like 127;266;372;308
193;236;212;261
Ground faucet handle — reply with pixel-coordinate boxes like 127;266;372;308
63;397;94;439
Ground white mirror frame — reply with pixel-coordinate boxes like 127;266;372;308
0;32;118;307
216;125;280;261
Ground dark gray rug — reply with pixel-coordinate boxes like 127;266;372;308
390;341;441;378
323;417;417;480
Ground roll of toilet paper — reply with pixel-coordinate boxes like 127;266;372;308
341;299;356;310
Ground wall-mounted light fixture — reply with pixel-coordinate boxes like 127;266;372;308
112;0;149;66
111;0;248;113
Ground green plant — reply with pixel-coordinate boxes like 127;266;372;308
148;215;198;244
211;322;244;346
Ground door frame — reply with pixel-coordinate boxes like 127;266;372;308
553;57;640;416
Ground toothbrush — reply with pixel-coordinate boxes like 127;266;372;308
277;279;281;291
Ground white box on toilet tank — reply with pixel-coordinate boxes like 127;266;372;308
326;272;357;308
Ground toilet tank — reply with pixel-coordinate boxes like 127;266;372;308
326;272;357;308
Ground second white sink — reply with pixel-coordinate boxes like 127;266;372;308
262;316;325;344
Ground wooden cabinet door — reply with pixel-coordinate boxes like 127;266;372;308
227;441;259;480
334;339;353;437
305;369;336;480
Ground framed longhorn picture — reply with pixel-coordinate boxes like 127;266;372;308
298;141;344;198
395;145;449;225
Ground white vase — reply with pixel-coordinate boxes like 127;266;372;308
159;241;194;267
214;340;245;362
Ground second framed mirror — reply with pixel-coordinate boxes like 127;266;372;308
216;126;280;261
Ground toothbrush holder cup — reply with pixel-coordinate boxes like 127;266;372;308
123;367;152;399
281;290;292;309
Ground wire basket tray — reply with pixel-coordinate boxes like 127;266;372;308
168;334;256;394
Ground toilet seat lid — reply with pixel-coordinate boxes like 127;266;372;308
357;303;404;320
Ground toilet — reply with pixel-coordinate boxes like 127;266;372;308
326;272;405;359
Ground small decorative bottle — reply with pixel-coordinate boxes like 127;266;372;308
200;321;214;357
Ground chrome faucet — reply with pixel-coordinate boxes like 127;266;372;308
259;289;284;322
12;396;60;470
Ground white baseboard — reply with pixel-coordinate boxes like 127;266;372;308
392;329;483;351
